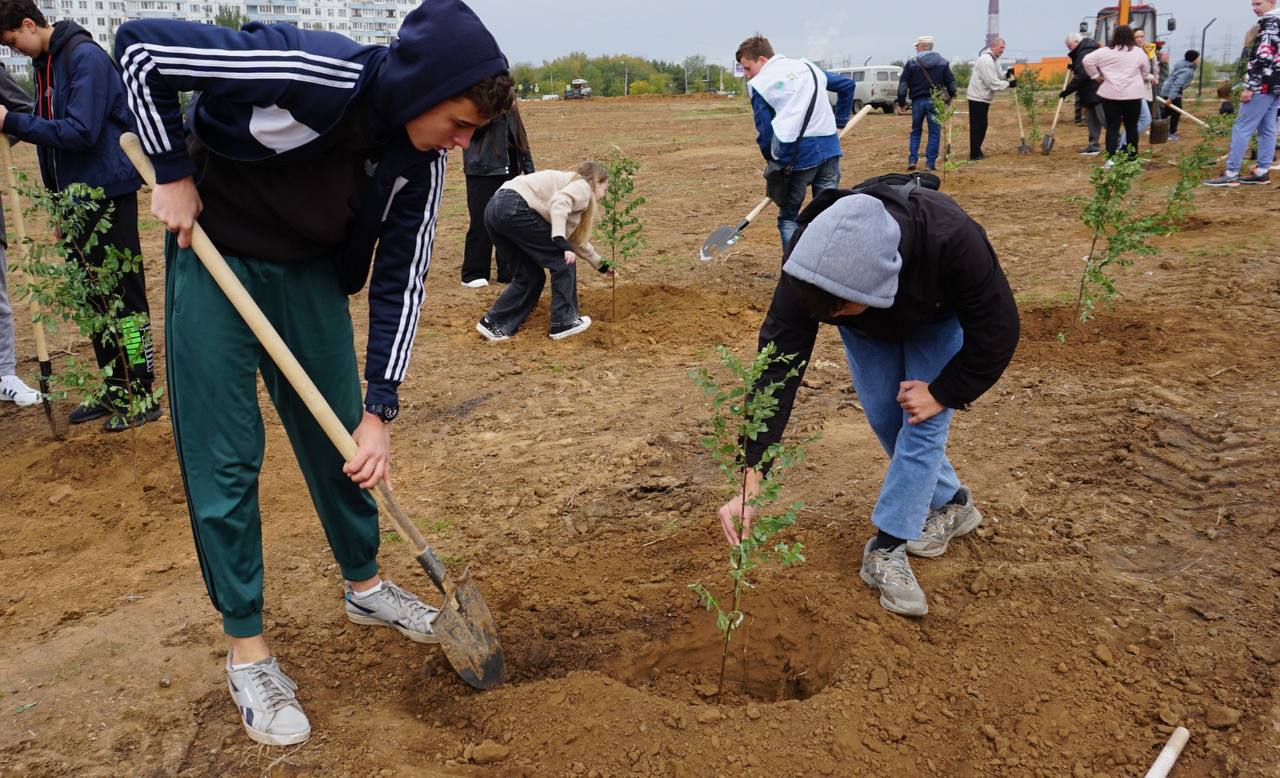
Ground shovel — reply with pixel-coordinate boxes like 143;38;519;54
0;136;57;435
120;133;505;690
700;103;874;261
1156;96;1208;128
1014;95;1031;155
1041;71;1072;155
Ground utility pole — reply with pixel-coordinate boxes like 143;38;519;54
1197;18;1215;99
986;0;999;47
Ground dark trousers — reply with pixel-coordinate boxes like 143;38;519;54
462;174;515;283
1084;103;1105;147
483;189;579;334
968;99;990;158
68;192;154;397
1167;97;1184;135
1103;99;1143;158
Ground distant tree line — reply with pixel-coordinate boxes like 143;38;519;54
510;53;739;98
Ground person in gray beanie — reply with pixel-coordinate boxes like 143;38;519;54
716;175;1019;617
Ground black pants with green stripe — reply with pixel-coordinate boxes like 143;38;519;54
164;237;379;638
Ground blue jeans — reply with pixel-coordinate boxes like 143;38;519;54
776;156;841;252
1226;91;1279;175
839;315;964;540
908;97;940;167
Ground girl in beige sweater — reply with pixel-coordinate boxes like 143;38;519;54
476;162;611;341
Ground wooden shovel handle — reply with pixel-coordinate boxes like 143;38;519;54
1156;97;1207;127
118;133;439;568
0;136;51;364
1048;70;1072;134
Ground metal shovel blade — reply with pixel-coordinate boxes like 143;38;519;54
1018;138;1031;155
699;224;742;261
417;553;505;689
1041;134;1056;155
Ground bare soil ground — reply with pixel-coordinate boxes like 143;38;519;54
1;94;1278;777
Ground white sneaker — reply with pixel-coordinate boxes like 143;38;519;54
226;655;311;746
344;580;441;644
0;375;40;407
461;278;489;289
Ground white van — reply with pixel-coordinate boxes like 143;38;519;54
826;66;902;114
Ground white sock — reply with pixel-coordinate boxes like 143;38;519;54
351;581;384;599
230;660;257;670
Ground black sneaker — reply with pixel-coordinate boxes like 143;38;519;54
549;315;592;341
69;401;111;425
926;164;938;171
1079;145;1102;156
475;316;511;342
103;402;163;432
1239;170;1271;185
906;163;917;171
970;153;987;162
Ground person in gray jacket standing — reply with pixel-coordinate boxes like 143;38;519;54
1161;50;1199;140
460;103;534;287
966;37;1014;160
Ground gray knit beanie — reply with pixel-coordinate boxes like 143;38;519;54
782;194;902;309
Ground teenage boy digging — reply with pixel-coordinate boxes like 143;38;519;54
718;176;1019;617
114;0;513;745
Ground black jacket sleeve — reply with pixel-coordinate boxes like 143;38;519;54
745;277;822;468
928;219;1019;408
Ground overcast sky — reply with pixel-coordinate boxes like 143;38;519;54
471;0;1249;68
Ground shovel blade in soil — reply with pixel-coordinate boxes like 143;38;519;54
431;567;505;690
1018;140;1031;155
1041;135;1055;155
700;225;742;261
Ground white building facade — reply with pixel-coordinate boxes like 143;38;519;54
2;0;420;78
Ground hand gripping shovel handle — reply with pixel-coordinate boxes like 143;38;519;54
121;133;504;689
1156;97;1208;128
701;101;870;259
0;136;57;434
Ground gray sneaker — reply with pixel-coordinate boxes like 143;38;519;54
1202;173;1240;187
906;487;983;558
859;539;928;617
344;580;441;644
226;656;310;746
1239;170;1271;185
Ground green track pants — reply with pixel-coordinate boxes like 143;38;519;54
164;237;379;638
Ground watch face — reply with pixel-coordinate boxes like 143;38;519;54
383;405;398;421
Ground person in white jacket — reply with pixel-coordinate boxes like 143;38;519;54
967;38;1014;160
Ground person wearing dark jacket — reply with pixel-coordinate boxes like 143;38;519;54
0;1;158;429
112;0;514;747
1062;32;1104;155
1160;50;1199;139
460;102;534;287
896;36;957;171
716;178;1019;618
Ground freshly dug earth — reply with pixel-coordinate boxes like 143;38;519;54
1;95;1277;777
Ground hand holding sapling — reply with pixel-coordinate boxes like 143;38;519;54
717;467;763;545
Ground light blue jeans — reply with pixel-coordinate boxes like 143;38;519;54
839;315;964;540
777;157;842;252
1226;91;1279;175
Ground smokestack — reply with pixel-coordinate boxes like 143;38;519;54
986;0;1000;46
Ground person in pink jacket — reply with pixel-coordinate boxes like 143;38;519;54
1082;25;1152;159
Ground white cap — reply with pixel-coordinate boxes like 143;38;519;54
915;35;935;46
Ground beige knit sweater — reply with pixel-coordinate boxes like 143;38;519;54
501;170;603;268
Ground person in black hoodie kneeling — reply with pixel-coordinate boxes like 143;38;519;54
716;176;1019;618
114;0;513;747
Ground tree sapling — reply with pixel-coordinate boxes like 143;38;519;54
595;149;646;321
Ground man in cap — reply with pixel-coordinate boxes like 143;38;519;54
716;175;1019;617
896;36;957;171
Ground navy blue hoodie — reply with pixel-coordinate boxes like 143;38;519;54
3;21;141;198
114;0;509;409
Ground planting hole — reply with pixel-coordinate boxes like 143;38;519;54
600;588;838;703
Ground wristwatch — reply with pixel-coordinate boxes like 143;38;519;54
364;402;398;423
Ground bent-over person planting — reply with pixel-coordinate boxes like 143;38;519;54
717;175;1019;617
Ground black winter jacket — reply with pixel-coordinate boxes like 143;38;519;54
463;110;534;177
896;51;957;104
1062;38;1103;106
746;185;1020;467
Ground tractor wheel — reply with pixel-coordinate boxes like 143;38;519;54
881;103;895;114
853;99;864;113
